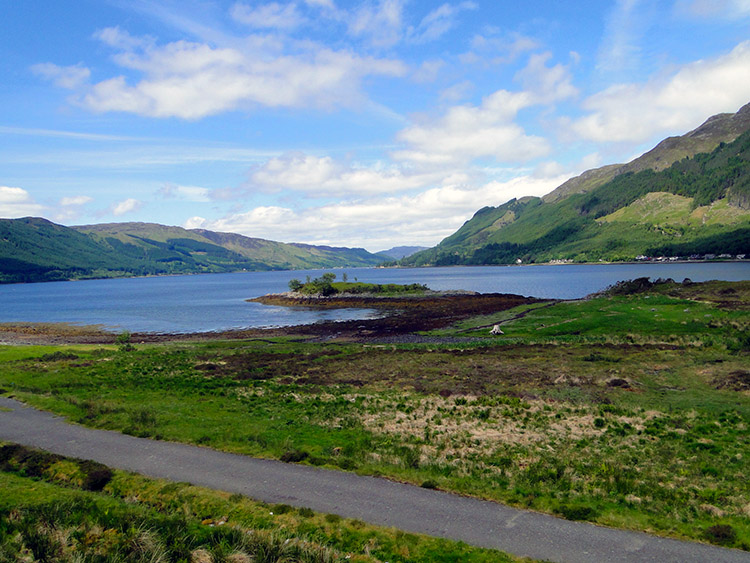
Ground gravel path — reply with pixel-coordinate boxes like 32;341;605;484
1;396;748;563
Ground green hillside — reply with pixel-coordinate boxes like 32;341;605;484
401;127;750;267
0;220;385;284
543;101;750;203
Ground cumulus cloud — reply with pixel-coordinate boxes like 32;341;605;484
394;90;549;165
93;26;153;50
515;52;578;104
110;198;143;216
36;27;406;119
571;40;750;143
54;195;93;222
0;186;45;218
191;173;563;249
248;153;442;197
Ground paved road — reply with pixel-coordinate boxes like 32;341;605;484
1;396;748;563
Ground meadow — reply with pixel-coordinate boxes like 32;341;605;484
0;279;748;556
0;444;516;562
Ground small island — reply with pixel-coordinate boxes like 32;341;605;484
249;274;537;336
248;272;449;310
287;272;430;297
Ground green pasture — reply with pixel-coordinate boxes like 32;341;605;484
0;280;748;551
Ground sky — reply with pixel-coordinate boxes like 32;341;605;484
2;1;750;252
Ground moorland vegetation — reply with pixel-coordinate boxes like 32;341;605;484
0;279;748;557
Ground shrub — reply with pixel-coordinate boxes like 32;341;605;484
280;449;309;463
80;462;114;491
554;504;598;521
37;351;80;362
704;524;737;546
271;503;294;514
297;507;315;518
116;331;134;352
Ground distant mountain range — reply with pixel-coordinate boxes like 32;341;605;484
377;246;428;260
0;219;387;284
400;103;750;267
5;104;750;283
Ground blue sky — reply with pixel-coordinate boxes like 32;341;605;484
2;0;750;251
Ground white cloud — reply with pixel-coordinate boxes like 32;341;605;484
60;195;93;206
194;173;563;249
93;26;153;50
231;2;306;30
248;153;444;197
439;81;474;103
571;40;750;143
54;195;93;222
304;0;335;8
348;0;405;48
158;183;211;202
515;52;578;104
31;63;90;89
597;0;649;73
183;216;209;230
675;0;750;19
110;198;143;216
412;59;444;83
461;31;540;65
394;90;549;165
406;1;477;44
37;28;407;119
0;125;146;142
0;186;45;218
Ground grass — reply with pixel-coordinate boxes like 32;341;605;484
0;444;521;562
0;280;748;552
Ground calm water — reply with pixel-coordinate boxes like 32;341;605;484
0;263;748;333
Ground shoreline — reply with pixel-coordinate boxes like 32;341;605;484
2;258;749;287
0;292;544;346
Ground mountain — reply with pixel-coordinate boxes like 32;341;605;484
377;246;429;260
0;219;386;284
543;102;750;204
401;104;750;267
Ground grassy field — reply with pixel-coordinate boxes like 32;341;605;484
0;444;517;562
0;279;748;554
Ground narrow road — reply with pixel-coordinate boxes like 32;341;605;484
1;397;747;563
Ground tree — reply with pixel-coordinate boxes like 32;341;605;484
288;279;303;292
